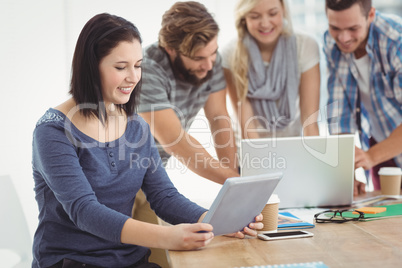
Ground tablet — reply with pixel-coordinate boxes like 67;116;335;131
202;172;282;236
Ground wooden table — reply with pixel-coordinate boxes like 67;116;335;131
168;194;402;268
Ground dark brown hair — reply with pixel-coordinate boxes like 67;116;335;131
158;1;219;58
69;13;142;123
326;0;372;17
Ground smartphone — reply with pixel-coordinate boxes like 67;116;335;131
257;230;314;241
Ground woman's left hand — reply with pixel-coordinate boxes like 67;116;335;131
226;213;263;239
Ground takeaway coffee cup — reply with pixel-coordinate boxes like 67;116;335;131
259;194;280;233
379;167;402;196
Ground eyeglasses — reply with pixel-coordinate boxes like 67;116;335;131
314;209;365;223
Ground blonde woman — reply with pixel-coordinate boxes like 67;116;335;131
222;0;321;139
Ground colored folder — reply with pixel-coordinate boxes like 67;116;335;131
278;211;315;229
343;203;402;220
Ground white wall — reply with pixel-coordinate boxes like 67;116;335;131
0;0;68;239
0;0;238;248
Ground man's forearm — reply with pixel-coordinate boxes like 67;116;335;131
367;124;402;166
209;117;238;171
166;133;238;184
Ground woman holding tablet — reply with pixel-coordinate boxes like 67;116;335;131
31;13;262;268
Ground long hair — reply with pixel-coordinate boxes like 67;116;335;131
69;13;142;124
231;0;293;100
158;1;219;57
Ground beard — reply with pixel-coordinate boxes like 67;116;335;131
170;54;213;87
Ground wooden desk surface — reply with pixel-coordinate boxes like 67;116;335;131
168;194;402;268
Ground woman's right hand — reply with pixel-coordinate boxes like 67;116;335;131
163;223;214;250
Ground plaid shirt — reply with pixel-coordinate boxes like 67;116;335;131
324;12;402;168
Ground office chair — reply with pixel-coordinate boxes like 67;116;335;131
0;175;32;267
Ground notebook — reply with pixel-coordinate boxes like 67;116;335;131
202;172;282;236
240;135;355;208
342;203;402;220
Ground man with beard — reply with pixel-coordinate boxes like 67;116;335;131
324;0;402;195
138;1;239;182
133;2;239;266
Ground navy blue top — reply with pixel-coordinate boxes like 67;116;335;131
32;108;207;267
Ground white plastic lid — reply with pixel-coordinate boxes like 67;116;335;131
267;194;280;204
378;167;402;176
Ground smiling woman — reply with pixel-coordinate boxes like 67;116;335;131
68;13;143;126
99;40;142;110
222;0;321;140
30;13;217;268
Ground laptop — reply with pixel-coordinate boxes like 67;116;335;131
202;172;282;236
240;135;355;208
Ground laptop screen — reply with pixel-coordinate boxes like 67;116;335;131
240;135;355;208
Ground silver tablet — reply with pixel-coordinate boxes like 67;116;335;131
202;172;282;236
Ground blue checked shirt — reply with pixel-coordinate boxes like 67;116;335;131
324;12;402;168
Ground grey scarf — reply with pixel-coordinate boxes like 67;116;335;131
244;33;298;129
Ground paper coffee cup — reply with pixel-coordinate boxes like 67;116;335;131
379;167;402;196
259;194;280;233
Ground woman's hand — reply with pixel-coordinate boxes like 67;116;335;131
226;213;263;239
163;223;214;250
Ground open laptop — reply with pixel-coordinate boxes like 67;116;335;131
240;135;355;208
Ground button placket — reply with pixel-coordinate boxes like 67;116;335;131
106;143;118;172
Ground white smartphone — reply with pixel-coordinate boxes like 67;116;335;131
257;230;314;241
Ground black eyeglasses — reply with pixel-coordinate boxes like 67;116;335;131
314;209;365;223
